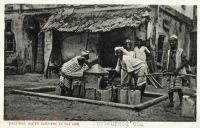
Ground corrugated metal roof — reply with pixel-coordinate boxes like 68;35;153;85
41;7;148;33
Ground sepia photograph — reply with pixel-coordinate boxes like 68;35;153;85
2;2;198;127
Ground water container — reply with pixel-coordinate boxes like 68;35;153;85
117;89;128;104
128;90;141;105
84;88;96;100
96;88;112;102
72;81;81;97
181;95;196;118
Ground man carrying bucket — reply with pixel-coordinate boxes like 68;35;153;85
108;47;148;102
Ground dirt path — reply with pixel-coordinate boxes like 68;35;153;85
4;74;196;121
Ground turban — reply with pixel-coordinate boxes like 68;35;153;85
114;47;124;55
125;39;131;43
114;47;124;52
81;50;89;56
170;35;178;40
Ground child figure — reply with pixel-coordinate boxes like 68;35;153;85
134;39;150;64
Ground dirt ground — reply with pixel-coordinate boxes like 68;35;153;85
4;73;196;121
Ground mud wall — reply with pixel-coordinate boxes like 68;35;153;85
61;32;99;63
60;27;136;68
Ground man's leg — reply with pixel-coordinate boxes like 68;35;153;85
140;83;146;102
165;90;174;107
66;78;73;96
60;77;73;96
59;75;66;96
176;89;183;110
60;88;66;96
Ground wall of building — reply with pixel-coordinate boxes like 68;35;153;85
5;4;194;75
147;6;192;72
60;27;137;68
5;12;28;74
157;9;191;56
5;4;54;75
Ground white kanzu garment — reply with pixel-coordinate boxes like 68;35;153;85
115;55;147;86
134;46;150;63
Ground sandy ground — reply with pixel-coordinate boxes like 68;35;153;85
4;73;196;121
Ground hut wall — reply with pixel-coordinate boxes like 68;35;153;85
61;32;99;63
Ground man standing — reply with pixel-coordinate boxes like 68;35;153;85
134;39;150;64
59;50;92;96
109;47;147;102
163;35;188;109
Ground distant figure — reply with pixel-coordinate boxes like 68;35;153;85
123;39;135;58
163;35;188;110
59;50;92;96
134;39;150;64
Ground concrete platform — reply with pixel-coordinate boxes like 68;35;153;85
11;86;168;111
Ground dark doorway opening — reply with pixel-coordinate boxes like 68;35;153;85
157;35;165;70
30;20;44;73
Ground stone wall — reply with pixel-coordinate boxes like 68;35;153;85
5;12;26;74
147;6;192;72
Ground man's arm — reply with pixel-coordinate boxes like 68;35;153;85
84;60;92;68
108;59;121;84
77;57;92;68
108;70;117;84
174;50;188;74
144;47;150;54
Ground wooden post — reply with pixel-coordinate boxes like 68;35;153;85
86;31;90;50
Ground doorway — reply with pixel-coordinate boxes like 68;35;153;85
30;20;44;73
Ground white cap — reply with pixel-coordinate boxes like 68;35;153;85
125;39;131;43
170;35;178;40
114;47;124;52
